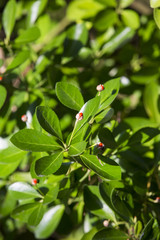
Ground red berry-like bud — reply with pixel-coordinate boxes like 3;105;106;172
76;112;83;121
21;114;28;122
32;179;38;185
156;197;160;203
97;142;104;149
96;84;104;92
0;76;3;81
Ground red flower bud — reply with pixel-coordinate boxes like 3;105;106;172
0;76;3;81
21;114;28;122
76;112;83;121
96;84;104;92
32;179;38;185
156;197;160;203
97;142;104;149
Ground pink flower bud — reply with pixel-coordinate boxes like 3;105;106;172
21;114;28;122
96;84;104;92
155;197;160;203
76;112;83;121
32;179;38;185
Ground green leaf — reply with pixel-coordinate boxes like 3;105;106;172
2;0;16;41
68;141;87;156
97;78;120;113
81;154;121;180
101;27;135;55
0;161;21;178
94;9;117;31
95;108;114;124
140;218;154;240
100;182;132;222
120;0;134;8
0;146;25;164
10;129;62;152
56;82;84;111
12;203;41;223
150;0;160;8
84;185;116;221
27;0;48;27
124;117;158;132
43;184;59;204
98;128;117;149
135;221;143;237
35;151;63;176
93;228;128;240
28;204;45;226
74;97;100;135
128;127;160;145
7;51;30;71
81;228;99;240
35;205;65;239
121;10;140;29
0;85;7;109
67;0;104;21
144;80;160;123
63;23;88;59
0;146;25;178
154;8;160;29
36;106;63;140
8;182;42;199
131;67;159;84
15;26;41;44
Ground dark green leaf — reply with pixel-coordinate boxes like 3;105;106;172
10;129;62;152
93;228;128;240
7;51;30;71
15;27;41;44
128;127;160;145
63;23;88;59
8;182;42;199
98;128;117;149
140;218;154;240
0;85;7;109
35;205;65;239
81;154;121;180
84;185;116;221
35;151;63;176
56;82;84;111
36;106;63;140
2;0;16;41
68;141;87;156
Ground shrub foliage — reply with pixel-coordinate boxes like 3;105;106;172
0;0;160;239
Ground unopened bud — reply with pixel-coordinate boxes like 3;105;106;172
21;114;28;122
97;142;104;149
76;112;83;121
32;179;38;185
96;84;104;92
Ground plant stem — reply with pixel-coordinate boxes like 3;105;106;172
68;120;78;146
